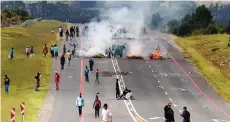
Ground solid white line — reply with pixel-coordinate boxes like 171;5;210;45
111;57;137;122
169;98;172;102
165;92;168;95
114;58;148;122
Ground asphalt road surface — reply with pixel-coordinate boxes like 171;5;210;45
48;24;230;122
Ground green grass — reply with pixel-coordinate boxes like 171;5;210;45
1;20;67;122
172;34;230;103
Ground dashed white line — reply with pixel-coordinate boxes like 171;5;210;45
158;80;160;83
179;110;182;113
127;102;130;105
149;65;151;68
152;70;154;72
169;98;172;102
165;92;168;95
173;104;177;107
154;75;157;77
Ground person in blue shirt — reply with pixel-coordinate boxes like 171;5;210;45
89;57;94;71
53;44;58;59
85;66;89;82
9;47;14;59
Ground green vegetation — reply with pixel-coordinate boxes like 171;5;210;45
167;5;230;36
1;8;34;27
172;34;230;103
1;20;67;122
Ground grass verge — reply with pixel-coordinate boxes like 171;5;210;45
172;34;230;103
1;20;67;122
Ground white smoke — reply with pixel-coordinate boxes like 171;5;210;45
78;1;191;58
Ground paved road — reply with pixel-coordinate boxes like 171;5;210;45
48;24;133;122
47;24;230;122
115;36;230;122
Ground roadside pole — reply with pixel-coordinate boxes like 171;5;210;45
20;102;25;122
11;108;15;122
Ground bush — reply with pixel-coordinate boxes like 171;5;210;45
177;22;192;36
202;24;219;34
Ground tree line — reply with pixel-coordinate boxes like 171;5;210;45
2;8;34;21
166;5;230;36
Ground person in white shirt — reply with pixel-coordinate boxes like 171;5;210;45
102;103;112;122
76;93;84;117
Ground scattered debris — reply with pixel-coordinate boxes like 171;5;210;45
177;88;186;92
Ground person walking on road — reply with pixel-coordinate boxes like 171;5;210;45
102;103;112;122
60;54;65;70
116;79;120;98
89;57;94;71
43;44;48;57
65;29;70;41
9;47;14;59
164;103;175;122
34;72;41;91
55;71;60;90
95;69;99;84
4;75;10;94
50;45;54;58
85;66;89;82
93;95;101;118
30;46;34;57
63;45;66;55
53;44;58;59
76;93;84;117
181;106;190;122
66;50;71;66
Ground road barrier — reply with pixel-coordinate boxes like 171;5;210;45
11;108;15;122
20;102;25;122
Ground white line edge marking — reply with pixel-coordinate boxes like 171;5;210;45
165;92;168;95
111;57;138;122
115;58;148;122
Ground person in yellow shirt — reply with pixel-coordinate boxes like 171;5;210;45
66;50;71;66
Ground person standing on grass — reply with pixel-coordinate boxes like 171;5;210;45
116;79;120;98
60;54;65;70
30;46;34;57
85;66;89;82
89;57;94;71
59;26;62;37
34;72;41;91
102;103;112;122
76;93;84;117
66;50;71;66
63;45;66;55
55;71;60;90
43;44;48;57
4;75;10;94
95;69;99;84
25;46;30;57
93;95;101;118
50;45;54;58
9;47;14;59
51;29;54;35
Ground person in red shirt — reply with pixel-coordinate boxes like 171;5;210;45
55;71;60;90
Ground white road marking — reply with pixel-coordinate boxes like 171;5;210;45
127;102;130;105
149;117;163;120
130;108;133;111
113;58;148;122
212;119;230;122
69;76;72;78
158;80;160;83
173;104;178;107
111;57;138;122
152;70;154;72
154;75;157;77
169;98;172;102
179;110;182;113
165;92;168;95
149;65;151;68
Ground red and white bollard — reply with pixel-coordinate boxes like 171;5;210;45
20;102;25;122
11;108;15;122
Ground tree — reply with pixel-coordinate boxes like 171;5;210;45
194;5;213;28
151;12;163;29
224;20;230;34
177;22;192;36
167;20;180;33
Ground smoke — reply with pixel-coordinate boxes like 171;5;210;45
78;1;195;58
